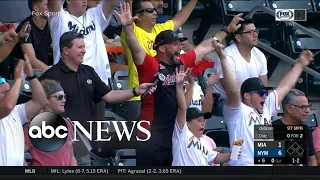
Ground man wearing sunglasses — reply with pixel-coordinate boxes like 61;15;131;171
0;55;47;166
218;44;314;166
212;18;269;116
120;0;198;132
272;89;317;166
118;2;243;166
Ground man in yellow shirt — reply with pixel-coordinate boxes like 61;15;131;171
120;0;199;137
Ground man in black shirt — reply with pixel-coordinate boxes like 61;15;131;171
40;31;155;165
273;89;317;166
10;0;52;71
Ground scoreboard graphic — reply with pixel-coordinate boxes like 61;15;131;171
254;125;307;164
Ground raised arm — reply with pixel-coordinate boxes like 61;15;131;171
172;0;198;31
116;2;146;65
202;74;218;113
103;82;155;104
0;60;24;119
194;14;243;62
275;50;314;105
176;66;189;129
102;0;118;19
48;0;62;13
0;22;30;63
24;54;47;120
216;42;241;108
21;44;49;71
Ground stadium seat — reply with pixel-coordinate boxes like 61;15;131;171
205;130;230;148
110;70;129;118
205;116;227;130
267;0;314;11
24;153;32;166
113;149;136;166
198;68;214;92
112;70;128;90
220;0;268;15
90;152;113;166
284;27;320;92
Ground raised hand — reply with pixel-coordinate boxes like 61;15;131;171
227;13;244;33
114;3;138;27
176;65;190;85
23;54;34;77
17;22;31;43
185;67;194;84
14;60;25;80
213;41;226;60
136;83;157;96
298;50;314;67
2;30;18;42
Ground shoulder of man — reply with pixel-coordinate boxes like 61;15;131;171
16;15;32;32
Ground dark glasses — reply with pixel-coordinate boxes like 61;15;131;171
0;78;6;85
137;8;157;14
249;90;268;97
50;94;66;101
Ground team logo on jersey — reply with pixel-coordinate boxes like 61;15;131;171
248;112;260;126
187;136;208;155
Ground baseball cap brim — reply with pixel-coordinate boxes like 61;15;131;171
153;37;188;50
187;110;212;121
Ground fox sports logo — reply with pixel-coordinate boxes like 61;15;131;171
276;9;294;20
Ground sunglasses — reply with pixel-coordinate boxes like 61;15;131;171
0;78;6;84
50;94;66;101
137;8;157;14
249;90;268;97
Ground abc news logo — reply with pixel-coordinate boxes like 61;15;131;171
275;9;307;22
28;112;151;152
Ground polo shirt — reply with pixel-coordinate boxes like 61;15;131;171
40;60;111;131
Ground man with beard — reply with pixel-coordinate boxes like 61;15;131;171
117;2;242;166
10;0;52;72
212;18;269;116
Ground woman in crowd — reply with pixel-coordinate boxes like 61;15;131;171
23;79;77;166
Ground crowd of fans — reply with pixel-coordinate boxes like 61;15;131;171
0;0;319;167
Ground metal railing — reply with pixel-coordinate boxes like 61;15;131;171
246;5;320;80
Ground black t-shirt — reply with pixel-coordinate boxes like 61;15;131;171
10;15;52;65
272;119;315;159
150;61;182;149
40;60;111;131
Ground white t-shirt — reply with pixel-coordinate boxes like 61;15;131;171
212;43;268;99
172;122;218;166
189;83;204;111
223;90;280;166
0;104;28;166
48;4;111;85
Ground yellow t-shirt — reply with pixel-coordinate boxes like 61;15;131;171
121;20;174;101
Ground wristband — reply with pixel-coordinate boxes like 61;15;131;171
25;75;37;81
132;87;139;96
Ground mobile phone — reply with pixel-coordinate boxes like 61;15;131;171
24;23;31;42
